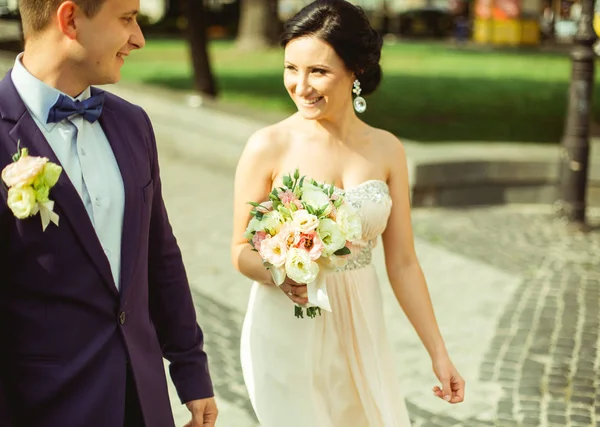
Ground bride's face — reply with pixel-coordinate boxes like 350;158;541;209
283;36;355;120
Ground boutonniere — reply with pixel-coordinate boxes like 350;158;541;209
1;141;63;231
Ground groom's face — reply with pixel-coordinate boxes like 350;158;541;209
74;0;145;85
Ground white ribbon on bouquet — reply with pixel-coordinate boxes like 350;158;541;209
268;265;332;312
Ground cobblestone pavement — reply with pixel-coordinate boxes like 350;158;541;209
412;207;600;427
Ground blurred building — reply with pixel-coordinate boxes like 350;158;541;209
472;0;542;45
280;0;456;38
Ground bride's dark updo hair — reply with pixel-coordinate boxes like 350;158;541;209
280;0;383;96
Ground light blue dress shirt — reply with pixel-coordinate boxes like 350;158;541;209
11;53;125;291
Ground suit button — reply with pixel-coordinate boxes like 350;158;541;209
119;311;126;325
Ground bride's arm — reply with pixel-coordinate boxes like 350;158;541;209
381;135;464;404
380;136;448;361
230;129;279;285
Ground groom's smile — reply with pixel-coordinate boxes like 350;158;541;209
74;0;145;86
116;51;129;65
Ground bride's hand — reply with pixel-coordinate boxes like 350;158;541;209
432;356;465;404
279;277;309;305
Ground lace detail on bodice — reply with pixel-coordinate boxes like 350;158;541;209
334;180;392;272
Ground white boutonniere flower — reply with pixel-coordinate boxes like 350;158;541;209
1;142;62;231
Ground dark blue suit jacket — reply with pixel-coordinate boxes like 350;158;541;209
0;72;213;427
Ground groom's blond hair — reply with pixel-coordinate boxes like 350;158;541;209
19;0;106;37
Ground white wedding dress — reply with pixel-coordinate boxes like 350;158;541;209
240;180;412;427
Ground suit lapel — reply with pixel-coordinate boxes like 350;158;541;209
0;74;118;297
97;95;140;299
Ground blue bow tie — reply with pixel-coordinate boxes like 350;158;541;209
47;92;105;124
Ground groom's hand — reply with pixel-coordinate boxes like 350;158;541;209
184;397;218;427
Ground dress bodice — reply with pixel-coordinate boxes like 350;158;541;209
335;180;392;272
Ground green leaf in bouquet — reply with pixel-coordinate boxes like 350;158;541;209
306;205;315;216
289;202;298;212
294;169;300;180
334;246;351;256
279;206;292;219
283;175;294;189
333;198;344;209
248;201;263;208
255;211;264;220
298;176;305;189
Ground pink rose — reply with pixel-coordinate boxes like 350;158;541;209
294;231;324;260
279;190;297;204
258;234;287;267
278;190;303;209
2;155;48;188
278;222;300;248
252;231;268;251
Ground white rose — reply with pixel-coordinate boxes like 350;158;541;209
261;211;284;234
7;186;37;219
285;247;320;284
302;184;333;216
291;209;319;233
317;218;347;256
335;204;362;241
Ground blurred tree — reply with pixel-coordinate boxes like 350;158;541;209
153;0;187;32
185;0;218;96
165;0;185;20
236;0;280;50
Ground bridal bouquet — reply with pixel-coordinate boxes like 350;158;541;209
244;169;362;318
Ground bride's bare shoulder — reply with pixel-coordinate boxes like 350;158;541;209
367;127;406;160
242;116;297;159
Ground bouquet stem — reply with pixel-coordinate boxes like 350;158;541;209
294;305;322;319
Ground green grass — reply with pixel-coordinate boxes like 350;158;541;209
120;39;600;143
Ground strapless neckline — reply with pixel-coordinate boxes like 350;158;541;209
335;179;389;193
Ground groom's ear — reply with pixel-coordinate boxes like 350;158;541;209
56;1;79;39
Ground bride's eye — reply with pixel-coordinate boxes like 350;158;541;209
312;68;327;75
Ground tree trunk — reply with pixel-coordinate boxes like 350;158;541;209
185;0;218;97
236;0;280;51
165;0;184;20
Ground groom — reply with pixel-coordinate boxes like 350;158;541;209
0;0;217;426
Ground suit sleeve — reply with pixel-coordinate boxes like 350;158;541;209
0;169;14;425
140;109;214;403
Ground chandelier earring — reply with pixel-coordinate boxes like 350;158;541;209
352;79;367;113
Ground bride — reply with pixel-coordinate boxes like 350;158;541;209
230;0;465;425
